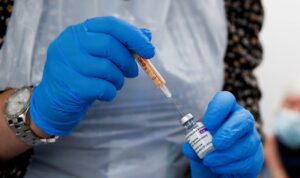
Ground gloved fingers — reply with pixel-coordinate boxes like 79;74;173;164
69;53;125;90
93;58;125;90
140;28;152;41
83;16;155;58
74;28;139;78
212;108;255;150
95;79;117;101
202;91;237;134
190;159;218;178
203;128;260;167
182;143;217;177
69;74;117;102
182;142;202;162
209;143;264;176
51;36;125;90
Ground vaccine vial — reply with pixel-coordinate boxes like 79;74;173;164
181;113;214;159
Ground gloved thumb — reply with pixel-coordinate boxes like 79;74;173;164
182;142;202;162
183;143;218;178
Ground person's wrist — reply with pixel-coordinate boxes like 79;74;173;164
26;111;49;138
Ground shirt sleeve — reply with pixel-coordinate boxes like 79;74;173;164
222;0;264;135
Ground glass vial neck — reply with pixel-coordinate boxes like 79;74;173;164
183;120;196;130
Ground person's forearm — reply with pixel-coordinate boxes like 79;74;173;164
0;89;47;161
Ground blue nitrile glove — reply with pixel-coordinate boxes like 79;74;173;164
182;91;264;178
29;16;155;136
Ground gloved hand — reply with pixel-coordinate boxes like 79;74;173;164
182;91;264;178
29;16;155;136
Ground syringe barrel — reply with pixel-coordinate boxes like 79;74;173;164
133;54;166;88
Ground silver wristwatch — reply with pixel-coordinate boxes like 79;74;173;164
4;87;58;146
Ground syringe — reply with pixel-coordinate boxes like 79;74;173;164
133;54;172;98
133;53;184;117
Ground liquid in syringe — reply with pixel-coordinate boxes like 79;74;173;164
133;54;172;97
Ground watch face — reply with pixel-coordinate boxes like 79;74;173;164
6;88;31;117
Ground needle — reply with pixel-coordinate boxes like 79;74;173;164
133;53;184;117
170;97;184;117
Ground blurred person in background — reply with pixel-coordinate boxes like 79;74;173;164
265;79;300;178
0;0;264;178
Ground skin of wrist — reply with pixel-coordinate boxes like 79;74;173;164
27;104;49;138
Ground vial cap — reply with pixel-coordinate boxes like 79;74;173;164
180;113;194;125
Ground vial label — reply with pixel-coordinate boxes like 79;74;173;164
186;122;214;159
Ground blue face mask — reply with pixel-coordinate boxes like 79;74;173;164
274;109;300;149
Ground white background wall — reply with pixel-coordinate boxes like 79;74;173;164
256;0;300;134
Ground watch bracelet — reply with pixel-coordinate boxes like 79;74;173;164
5;87;58;146
7;108;57;146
